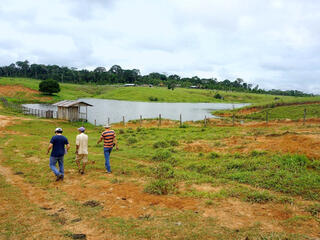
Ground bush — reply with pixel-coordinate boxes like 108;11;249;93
209;152;219;159
144;179;177;195
127;137;138;145
39;80;60;95
149;96;158;101
153;141;169;149
213;93;223;99
153;163;175;179
152;150;172;162
119;129;125;134
168;139;179;146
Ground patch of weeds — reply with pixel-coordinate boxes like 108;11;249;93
278;196;294;204
153;163;175;179
136;127;143;132
153;140;169;148
127;137;138;145
250;150;267;157
205;200;214;206
305;203;320;217
127;128;134;133
198;152;204;157
110;178;123;184
144;179;177;195
179;124;189;128
244;191;275;204
119;129;125;134
152;150;172;162
168;139;179;146
209;152;219;159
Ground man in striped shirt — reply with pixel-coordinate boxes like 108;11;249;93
97;124;118;174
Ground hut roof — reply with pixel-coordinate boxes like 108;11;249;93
53;100;93;107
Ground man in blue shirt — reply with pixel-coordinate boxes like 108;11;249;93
47;128;70;181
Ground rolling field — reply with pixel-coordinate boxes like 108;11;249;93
0;110;319;239
0;77;307;104
0;77;320;239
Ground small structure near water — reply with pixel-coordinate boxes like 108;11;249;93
53;100;93;122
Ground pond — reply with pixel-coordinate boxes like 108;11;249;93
23;98;249;125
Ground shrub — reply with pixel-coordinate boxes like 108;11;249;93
153;141;169;149
152;150;172;162
168;139;179;146
127;137;138;145
209;152;219;159
119;129;125;134
149;96;158;101
179;124;189;128
144;179;177;195
213;93;223;99
39;80;60;95
153;163;175;179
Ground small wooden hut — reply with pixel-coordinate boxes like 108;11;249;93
53;100;93;122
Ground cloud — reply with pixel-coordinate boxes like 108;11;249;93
0;0;319;93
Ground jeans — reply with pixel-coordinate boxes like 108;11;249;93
49;156;64;176
103;148;113;172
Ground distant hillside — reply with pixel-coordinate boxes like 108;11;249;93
0;61;314;97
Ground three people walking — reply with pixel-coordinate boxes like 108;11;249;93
48;124;118;181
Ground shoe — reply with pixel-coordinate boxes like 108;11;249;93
106;171;112;174
81;171;84;175
56;174;63;181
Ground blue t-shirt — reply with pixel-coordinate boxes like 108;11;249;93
50;135;69;157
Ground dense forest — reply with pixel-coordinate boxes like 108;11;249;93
0;60;312;97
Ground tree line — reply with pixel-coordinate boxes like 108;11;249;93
0;60;312;97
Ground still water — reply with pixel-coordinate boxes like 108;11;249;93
23;98;249;125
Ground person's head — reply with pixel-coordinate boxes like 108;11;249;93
78;127;85;133
104;124;111;129
55;127;63;134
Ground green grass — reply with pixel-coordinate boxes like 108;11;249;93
1;108;320;238
0;77;305;104
242;103;320;121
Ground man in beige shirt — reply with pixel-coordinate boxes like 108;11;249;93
75;127;88;174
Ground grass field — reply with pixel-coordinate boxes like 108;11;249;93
0;109;319;239
0;77;308;104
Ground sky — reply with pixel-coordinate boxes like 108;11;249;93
0;0;319;93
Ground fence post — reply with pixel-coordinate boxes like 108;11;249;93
123;116;125;126
204;115;207;127
108;117;110;125
94;119;96;126
140;115;142;127
158;114;161;127
303;108;306;125
266;110;269;124
180;114;182;127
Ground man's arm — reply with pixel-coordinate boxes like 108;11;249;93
97;135;103;144
114;136;119;150
47;143;53;155
66;144;70;151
